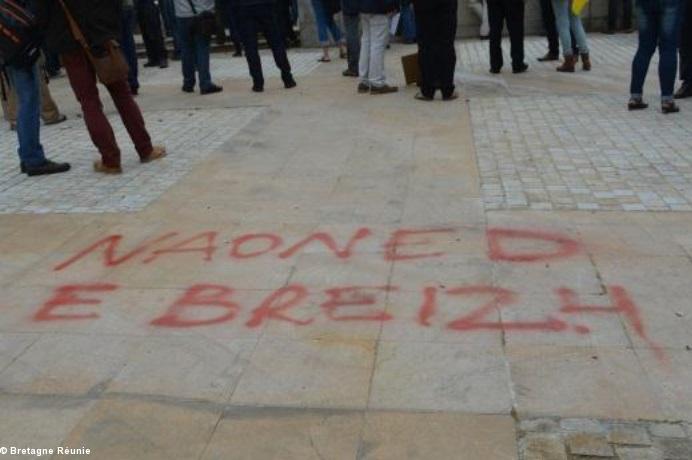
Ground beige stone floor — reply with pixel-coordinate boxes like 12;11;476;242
1;38;691;459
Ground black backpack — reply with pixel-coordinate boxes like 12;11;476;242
0;0;40;67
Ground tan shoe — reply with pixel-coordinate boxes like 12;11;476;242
141;145;167;164
93;161;123;174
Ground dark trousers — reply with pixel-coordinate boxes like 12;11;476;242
121;7;139;91
136;0;167;64
487;0;525;70
415;1;457;98
177;17;213;91
681;0;692;82
608;0;633;30
234;3;293;87
61;49;152;168
344;14;361;73
276;0;298;44
221;0;244;52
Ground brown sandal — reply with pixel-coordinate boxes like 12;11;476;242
93;161;123;174
141;145;167;163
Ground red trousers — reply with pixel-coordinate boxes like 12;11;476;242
61;49;152;168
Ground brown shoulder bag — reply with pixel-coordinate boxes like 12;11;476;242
57;0;129;85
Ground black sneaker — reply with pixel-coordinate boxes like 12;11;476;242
182;85;194;93
342;69;358;78
24;159;71;176
283;76;297;89
200;84;223;95
512;63;529;74
252;85;264;93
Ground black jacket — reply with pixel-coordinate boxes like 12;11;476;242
358;0;397;14
36;0;122;55
412;0;453;11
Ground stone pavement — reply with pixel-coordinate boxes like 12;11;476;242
0;38;691;459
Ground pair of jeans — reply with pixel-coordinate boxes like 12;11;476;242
160;0;181;56
680;0;692;82
415;0;457;98
310;0;342;45
61;49;153;168
177;17;213;91
539;0;578;55
344;14;361;73
487;0;525;70
121;7;140;91
551;0;589;56
630;0;682;101
399;3;416;42
608;0;633;30
136;0;168;64
359;14;389;88
6;64;46;167
234;3;293;87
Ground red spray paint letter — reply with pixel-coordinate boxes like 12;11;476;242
230;233;283;259
246;285;312;328
321;286;394;321
143;231;217;264
384;228;455;261
487;228;581;263
151;284;240;328
34;284;119;321
278;228;372;260
54;233;178;271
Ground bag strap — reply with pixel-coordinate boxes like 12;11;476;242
57;0;91;53
185;0;198;15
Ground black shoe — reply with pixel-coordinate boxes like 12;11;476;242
538;52;559;62
200;84;223;95
674;82;692;99
414;92;434;101
159;60;169;69
442;92;459;101
252;85;264;93
143;61;159;68
182;85;194;93
342;69;358;77
490;67;501;74
513;63;529;74
283;76;297;89
24;159;71;176
233;50;243;57
628;98;648;111
662;100;680;114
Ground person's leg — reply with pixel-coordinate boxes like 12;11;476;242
507;0;526;69
257;4;294;83
679;0;692;83
311;0;331;57
551;0;574;56
359;14;372;86
237;6;264;89
629;1;657;99
439;1;458;97
193;30;214;91
344;14;361;74
415;6;435;97
368;14;389;88
658;0;681;102
5;76;18;126
177;17;197;90
105;78;154;159
539;0;560;56
6;65;46;167
487;0;505;71
62;50;123;167
38;74;61;123
623;0;633;29
400;4;416;42
568;12;589;54
121;7;140;93
145;0;168;65
136;0;157;64
607;0;618;31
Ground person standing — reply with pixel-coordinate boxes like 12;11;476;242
552;0;590;72
358;0;399;94
628;0;682;113
537;0;577;61
219;0;244;56
675;0;692;98
341;0;360;77
231;0;297;93
160;0;183;60
487;0;527;74
135;0;169;68
411;0;457;100
173;0;223;94
399;0;416;43
36;0;166;174
121;0;140;95
311;0;346;62
606;0;633;33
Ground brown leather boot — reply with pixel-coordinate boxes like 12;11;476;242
581;53;592;71
556;55;577;73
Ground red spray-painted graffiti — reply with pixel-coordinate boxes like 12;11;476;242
28;226;665;362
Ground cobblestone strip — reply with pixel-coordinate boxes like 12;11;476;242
518;417;692;460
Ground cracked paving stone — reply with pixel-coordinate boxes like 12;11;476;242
566;433;615;458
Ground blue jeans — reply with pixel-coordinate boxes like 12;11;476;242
121;7;139;91
6;64;46;167
310;0;342;45
630;0;682;101
176;17;213;90
551;0;589;56
400;3;416;42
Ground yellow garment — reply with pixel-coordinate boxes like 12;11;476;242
572;0;589;15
